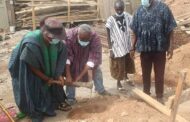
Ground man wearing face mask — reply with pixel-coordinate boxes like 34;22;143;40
130;0;177;103
9;18;71;122
65;24;110;105
106;0;135;91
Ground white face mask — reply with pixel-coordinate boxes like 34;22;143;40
78;40;90;47
50;38;60;45
116;12;124;17
141;0;150;8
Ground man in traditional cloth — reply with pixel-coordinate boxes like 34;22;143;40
9;18;71;122
65;24;110;105
130;0;177;103
106;0;135;91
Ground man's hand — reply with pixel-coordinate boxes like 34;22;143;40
75;76;81;82
47;78;54;85
130;50;135;59
47;78;63;86
66;74;73;83
167;48;173;60
58;76;65;86
109;49;114;58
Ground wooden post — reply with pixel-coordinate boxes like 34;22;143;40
96;0;100;19
132;88;188;122
67;0;71;23
31;0;36;30
6;0;15;27
170;71;187;122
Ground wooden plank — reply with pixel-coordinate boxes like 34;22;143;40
99;0;115;20
132;88;171;115
6;0;16;26
16;0;49;2
16;3;97;15
25;3;97;7
132;88;188;122
180;26;190;31
166;88;190;109
176;12;190;20
178;16;190;22
96;0;100;19
170;71;187;122
18;10;97;21
178;19;190;26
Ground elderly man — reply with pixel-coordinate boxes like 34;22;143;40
106;0;135;91
130;0;177;103
65;24;110;105
9;18;71;122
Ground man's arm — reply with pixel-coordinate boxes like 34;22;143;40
106;28;112;49
106;28;114;58
29;65;52;84
130;31;137;58
167;30;174;59
65;62;73;82
163;5;176;60
29;65;63;85
75;65;92;82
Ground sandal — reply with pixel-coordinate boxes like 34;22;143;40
117;87;125;91
57;102;72;111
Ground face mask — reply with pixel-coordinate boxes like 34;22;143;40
78;40;90;47
50;38;60;45
141;0;150;8
116;12;124;17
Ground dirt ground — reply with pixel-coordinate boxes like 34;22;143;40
0;28;190;122
166;0;190;17
0;1;190;121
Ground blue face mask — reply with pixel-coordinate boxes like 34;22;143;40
78;40;90;47
50;38;60;45
141;0;150;8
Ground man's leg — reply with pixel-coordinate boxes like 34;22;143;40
153;52;166;98
117;80;123;89
51;85;67;108
93;67;106;94
140;52;153;95
65;86;77;105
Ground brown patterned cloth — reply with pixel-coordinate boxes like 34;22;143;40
110;53;135;81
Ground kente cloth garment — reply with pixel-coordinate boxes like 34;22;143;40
8;30;67;119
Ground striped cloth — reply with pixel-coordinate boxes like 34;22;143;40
106;12;132;58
